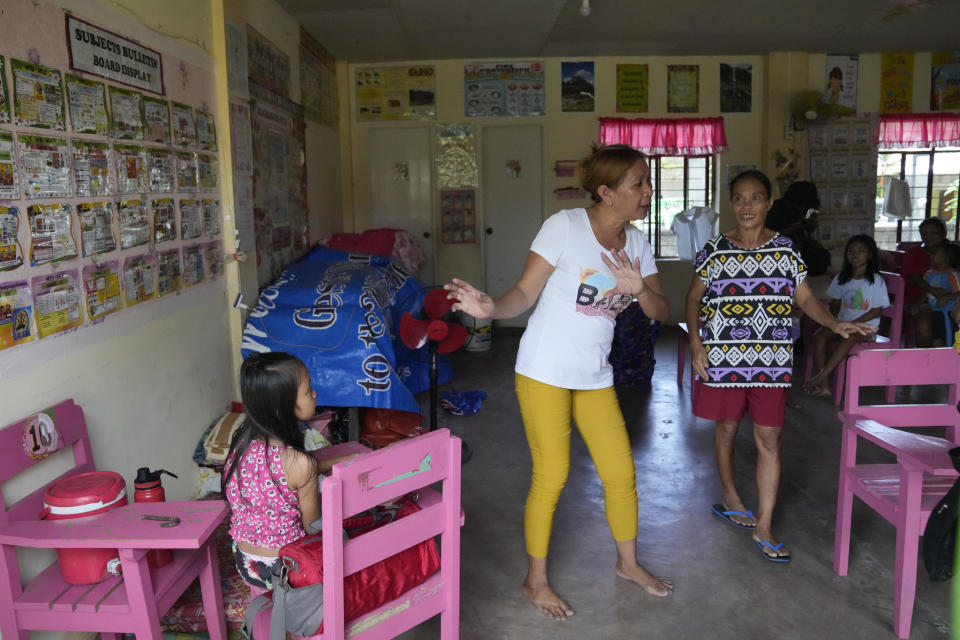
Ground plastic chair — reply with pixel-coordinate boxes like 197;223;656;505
804;271;905;404
251;428;463;640
834;348;960;638
0;400;228;640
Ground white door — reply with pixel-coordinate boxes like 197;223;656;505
367;126;434;285
482;125;543;327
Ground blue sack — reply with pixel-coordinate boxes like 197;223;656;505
440;390;487;416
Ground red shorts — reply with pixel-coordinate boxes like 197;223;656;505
691;381;788;427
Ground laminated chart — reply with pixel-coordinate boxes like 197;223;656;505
142;96;170;143
71;140;112;197
0;280;33;350
82;261;122;321
27;203;76;265
180;198;201;239
147;147;175;192
65;75;109;135
118;198;149;249
19;135;71;199
109;86;144;139
152;197;176;243
182;245;205;286
122;253;155;306
32;270;83;338
0;131;19;199
77;201;116;256
156;249;181;296
0;206;23;271
12;59;65;130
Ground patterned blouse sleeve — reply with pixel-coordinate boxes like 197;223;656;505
692;237;714;286
790;240;808;287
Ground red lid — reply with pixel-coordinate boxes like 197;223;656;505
44;471;126;508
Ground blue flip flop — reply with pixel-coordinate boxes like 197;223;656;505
755;539;791;563
711;503;756;529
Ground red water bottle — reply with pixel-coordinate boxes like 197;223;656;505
134;467;178;568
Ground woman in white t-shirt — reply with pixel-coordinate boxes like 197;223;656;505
804;234;889;396
444;144;672;619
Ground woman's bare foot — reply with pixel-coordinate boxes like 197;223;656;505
522;579;574;620
752;528;791;561
615;562;673;597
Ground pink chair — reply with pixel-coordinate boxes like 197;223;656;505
834;348;960;638
0;399;228;640
251;428;463;640
804;271;905;405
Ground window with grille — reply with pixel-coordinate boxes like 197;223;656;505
875;147;960;249
632;155;716;258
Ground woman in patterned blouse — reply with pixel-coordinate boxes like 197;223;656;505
683;169;875;562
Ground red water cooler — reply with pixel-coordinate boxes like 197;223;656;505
42;471;128;584
133;467;178;568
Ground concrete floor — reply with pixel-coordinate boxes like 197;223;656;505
403;326;953;639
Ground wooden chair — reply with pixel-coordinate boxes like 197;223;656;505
0;399;228;640
251;428;463;640
834;348;960;638
804;271;905;404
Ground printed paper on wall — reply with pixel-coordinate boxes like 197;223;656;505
12;59;65;130
65;75;109;134
182;245;205;286
156;249;181;297
118;198;149;249
195;110;217;150
0;131;20;199
71;139;112;197
77;201;116;256
142;96;170;143
152;197;176;243
32;270;83;338
0;206;23;271
0;280;33;350
180;198;201;239
28;203;76;265
171;102;196;147
82;261;121;322
616;64;648;113
114;144;148;194
202;198;221;236
19;135;71;199
122;253;155;307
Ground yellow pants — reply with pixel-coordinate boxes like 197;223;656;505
515;373;638;558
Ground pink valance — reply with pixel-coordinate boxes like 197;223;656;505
878;112;960;149
598;117;727;156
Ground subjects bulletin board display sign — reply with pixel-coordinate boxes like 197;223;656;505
464;62;544;117
881;53;913;114
616;64;648;113
807;116;878;262
66;15;163;94
931;52;960;111
356;65;436;121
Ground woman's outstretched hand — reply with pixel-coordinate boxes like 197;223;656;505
444;278;495;319
601;248;645;297
832;321;879;339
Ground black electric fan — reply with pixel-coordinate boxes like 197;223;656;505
399;288;472;462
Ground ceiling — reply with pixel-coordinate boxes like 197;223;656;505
279;0;960;63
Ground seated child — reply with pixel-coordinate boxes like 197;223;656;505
805;235;889;397
924;243;960;347
222;351;357;595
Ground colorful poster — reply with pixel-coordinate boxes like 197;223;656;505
32;270;83;338
142;96;170;143
11;59;65;129
114;144;148;194
122;254;155;306
720;63;752;113
463;62;544;117
0;131;19;199
205;242;222;279
0;206;23;271
880;52;913;113
196;111;217;150
28;203;76;265
156;249;181;296
19;135;71;199
229;101;253;172
82;261;121;321
0;56;10;123
71;140;112;197
561;62;594;113
147;147;175;192
226;20;249;100
0;280;33;350
77;201;116;256
182;245;205;286
177;151;198;191
180;198;202;239
247;25;290;97
931;51;960;111
616;64;648;113
440;189;476;244
300;45;338;128
825;54;858;113
436;123;478;188
65;75;109;134
108;86;143;139
152;197;176;243
667;65;700;113
198;153;218;190
118;198;149;249
171;102;196;147
356;65;436;121
202;198;221;236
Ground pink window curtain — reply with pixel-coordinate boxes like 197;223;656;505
877;113;960;149
598;117;727;155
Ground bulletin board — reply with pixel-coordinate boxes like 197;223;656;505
249;83;308;287
806;116;879;263
0;1;225;354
